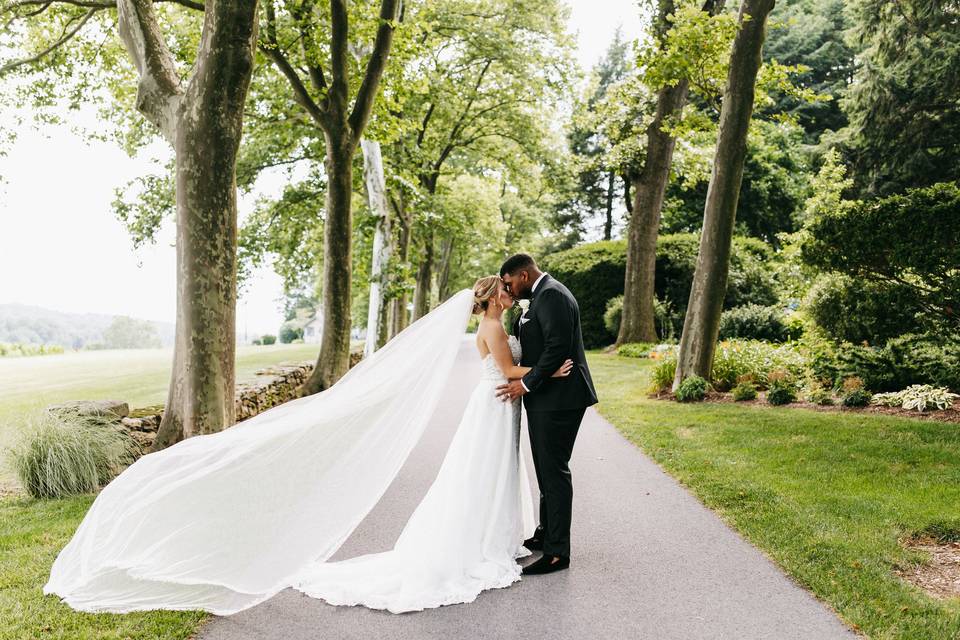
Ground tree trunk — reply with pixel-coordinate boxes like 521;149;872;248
361;139;391;357
390;216;411;337
435;237;455;302
149;0;258;450
412;231;433;321
301;133;356;395
673;0;775;389
603;170;615;241
617;0;723;347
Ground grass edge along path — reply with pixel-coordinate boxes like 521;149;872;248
0;496;206;640
586;352;960;640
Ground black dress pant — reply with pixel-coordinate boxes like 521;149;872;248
526;407;586;558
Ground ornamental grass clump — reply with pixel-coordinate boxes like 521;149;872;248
871;385;959;412
675;375;709;402
10;410;138;499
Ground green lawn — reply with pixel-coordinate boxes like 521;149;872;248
0;344;320;640
0;344;321;489
587;352;960;640
0;496;205;640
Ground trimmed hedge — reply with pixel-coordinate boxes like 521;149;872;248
542;235;778;348
719;304;801;343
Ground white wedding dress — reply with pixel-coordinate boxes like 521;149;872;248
44;289;535;616
294;335;535;613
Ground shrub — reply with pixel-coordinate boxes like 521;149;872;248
542;234;778;348
840;377;871;407
719;304;801;342
261;334;277;345
676;375;709;402
871;385;959;412
732;381;758;401
824;334;960;393
766;370;797;405
0;342;65;357
617;342;656;358
711;340;807;391
804;274;924;345
803;381;835;406
802;181;960;334
650;340;807;393
650;350;679;392
604;296;623;337
10;411;137;499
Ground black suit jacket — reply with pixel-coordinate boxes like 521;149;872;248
513;275;598;412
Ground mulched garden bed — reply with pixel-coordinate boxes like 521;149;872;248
650;390;960;424
897;537;960;601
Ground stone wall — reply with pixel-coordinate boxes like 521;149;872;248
51;349;364;454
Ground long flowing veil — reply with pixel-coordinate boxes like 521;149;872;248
44;289;475;615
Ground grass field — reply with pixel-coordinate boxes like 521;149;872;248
587;352;960;640
0;344;321;489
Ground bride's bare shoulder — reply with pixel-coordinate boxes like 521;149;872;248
477;317;507;340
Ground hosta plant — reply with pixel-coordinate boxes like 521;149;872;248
871;385;959;412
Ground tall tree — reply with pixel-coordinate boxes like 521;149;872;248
841;0;960;196
560;29;632;243
763;0;854;142
617;0;725;345
673;0;776;388
361;138;391;355
2;0;260;449
381;0;571;320
256;0;401;394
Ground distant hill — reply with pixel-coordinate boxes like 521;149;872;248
0;303;175;349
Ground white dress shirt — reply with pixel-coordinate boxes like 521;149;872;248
520;273;548;392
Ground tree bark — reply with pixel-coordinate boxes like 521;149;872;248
411;232;433;321
435;237;455;302
390;207;412;337
603;170;615;241
673;0;775;389
617;0;723;347
144;0;259;450
301;131;355;394
290;0;400;395
361;138;391;357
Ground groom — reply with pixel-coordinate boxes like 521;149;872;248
496;254;598;575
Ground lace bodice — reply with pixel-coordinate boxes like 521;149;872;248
481;335;522;382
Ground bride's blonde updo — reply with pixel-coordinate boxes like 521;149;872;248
472;275;502;315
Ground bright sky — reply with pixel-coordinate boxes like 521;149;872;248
0;1;644;337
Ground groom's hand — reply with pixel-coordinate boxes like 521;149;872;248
496;379;527;402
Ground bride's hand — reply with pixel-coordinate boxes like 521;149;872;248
551;359;574;378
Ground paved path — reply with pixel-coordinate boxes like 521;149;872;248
200;339;856;640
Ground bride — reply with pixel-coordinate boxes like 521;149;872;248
44;276;572;615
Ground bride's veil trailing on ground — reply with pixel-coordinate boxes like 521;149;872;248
44;289;476;615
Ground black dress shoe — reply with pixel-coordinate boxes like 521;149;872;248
523;535;543;551
522;554;570;575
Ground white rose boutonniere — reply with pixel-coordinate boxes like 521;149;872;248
517;298;531;324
